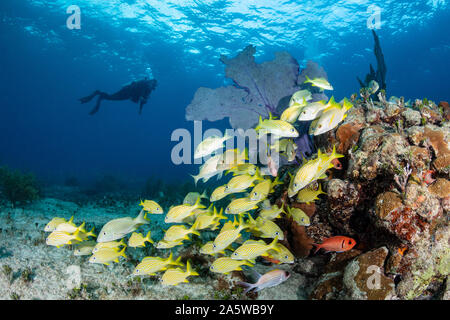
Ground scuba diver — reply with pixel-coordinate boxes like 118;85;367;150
79;77;157;115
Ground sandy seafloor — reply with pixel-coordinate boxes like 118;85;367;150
0;188;311;300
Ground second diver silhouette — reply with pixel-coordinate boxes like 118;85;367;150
79;77;157;115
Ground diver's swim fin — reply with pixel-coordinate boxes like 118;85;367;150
79;90;100;104
89;96;102;115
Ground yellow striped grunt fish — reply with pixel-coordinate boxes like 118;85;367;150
161;261;199;286
209;257;253;275
89;246;127;265
128;231;154;248
231;238;280;261
133;252;183;276
139;200;163;214
165;197;206;223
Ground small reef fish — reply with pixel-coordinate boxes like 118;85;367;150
289;89;312;107
225;197;261;215
163;224;200;242
313;236;357;254
280;102;304;123
139;200;163;214
44;216;72;232
155;239;184;249
215;148;248;172
304;75;334;91
226;164;257;176
46;230;83;248
296;184;326;204
212;216;249;253
89;246;127;265
259;203;285;220
74;240;97;256
193;207;227;230
210;185;230;202
368;80;379;94
251;217;284;240
210;257;254;275
249;177;281;201
288;157;323;197
266;243;295;264
287;207;310;226
133;252;183;276
191;154;224;185
297;99;329;121
73;227;97;243
97;210;149;243
183;191;208;205
93;239;126;253
200;241;230;256
194;133;232;159
310;98;353;136
225;173;261;194
161;261;199;286
238;269;290;294
231;238;280;261
165;198;205;223
55;221;86;234
255;114;299;138
128;231;154;248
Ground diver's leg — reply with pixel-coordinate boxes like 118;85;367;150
79;90;101;104
89;92;108;115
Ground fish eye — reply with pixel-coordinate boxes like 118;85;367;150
213;244;217;248
294;183;298;187
348;240;353;245
233;252;238;256
291;128;295;132
284;255;289;259
275;232;279;236
318;124;322;128
210;266;214;270
253;192;257;196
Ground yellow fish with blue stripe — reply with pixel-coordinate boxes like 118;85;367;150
231;238;280;261
133;252;183;276
193;207;227;231
226;163;257;176
259;203;285;220
155;239;184;249
225;197;261;215
165;197;206;223
210;185;230;202
55;220;86;234
89;246;127;265
161;261;199;286
249;176;282;201
304;75;333;91
281;99;306;123
225;172;262;194
93;239;126;253
251;216;284;240
210;257;254;275
200;241;232;256
74;240;97;256
212;216;249;253
44;216;73;232
297;183;326;204
163;224;200;243
266;243;295;264
287;207;310;226
289;89;312;106
140;200;163;214
255;113;299;138
128;231;154;248
46;230;83;248
310;98;353;136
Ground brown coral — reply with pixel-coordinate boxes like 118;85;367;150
336;122;363;154
428;178;450;199
375;192;403;220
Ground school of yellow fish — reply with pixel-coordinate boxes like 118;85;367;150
44;77;348;289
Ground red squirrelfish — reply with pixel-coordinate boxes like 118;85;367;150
313;236;356;254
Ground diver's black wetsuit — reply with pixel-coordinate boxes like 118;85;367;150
79;78;157;115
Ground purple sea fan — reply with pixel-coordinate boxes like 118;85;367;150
186;45;300;130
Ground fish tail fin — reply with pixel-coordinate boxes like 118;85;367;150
134;209;149;225
68;216;74;223
331;144;344;159
255;116;263;131
119;246;127;258
189;224;201;237
304;75;311;83
191;174;201;186
216;208;227;221
193;196;205;209
119;239;126;246
87;227;96;238
268;237;280;252
145;231;154;244
78;222;86;234
73;229;83;242
237;281;256;294
312;243;321;254
171;253;184;267
186;261;199;277
201;189;208;199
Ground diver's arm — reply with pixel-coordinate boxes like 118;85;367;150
139;97;147;115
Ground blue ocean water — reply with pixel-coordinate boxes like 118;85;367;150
0;0;449;187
